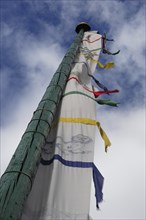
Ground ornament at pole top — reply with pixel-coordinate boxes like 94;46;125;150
75;22;91;33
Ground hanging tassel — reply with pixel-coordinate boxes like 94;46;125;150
83;56;115;69
104;38;114;42
102;33;120;55
97;61;115;68
67;76;119;97
103;48;120;55
96;121;111;152
93;89;119;98
96;99;119;107
90;75;109;92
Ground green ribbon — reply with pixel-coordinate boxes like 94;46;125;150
96;99;119;107
63;91;119;107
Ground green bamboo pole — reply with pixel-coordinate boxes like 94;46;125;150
0;22;91;220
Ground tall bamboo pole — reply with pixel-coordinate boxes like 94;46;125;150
0;22;91;220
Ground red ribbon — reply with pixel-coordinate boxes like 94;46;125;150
68;77;119;97
81;37;102;44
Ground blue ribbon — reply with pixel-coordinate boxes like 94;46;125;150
41;154;104;208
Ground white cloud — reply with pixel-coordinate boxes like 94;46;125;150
114;7;145;73
17;36;64;86
1;22;14;38
1;22;65;122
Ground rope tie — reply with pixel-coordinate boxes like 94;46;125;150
28;118;51;128
22;131;47;142
2;171;33;189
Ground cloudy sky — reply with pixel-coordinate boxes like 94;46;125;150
0;1;145;219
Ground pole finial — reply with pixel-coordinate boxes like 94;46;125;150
75;22;91;33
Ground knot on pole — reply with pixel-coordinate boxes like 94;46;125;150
2;171;33;188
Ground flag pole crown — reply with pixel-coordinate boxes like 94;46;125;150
75;22;91;33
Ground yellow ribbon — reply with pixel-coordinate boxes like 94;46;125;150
97;61;115;69
77;52;115;69
59;117;111;152
86;58;115;69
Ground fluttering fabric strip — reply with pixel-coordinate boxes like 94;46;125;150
41;154;104;208
96;61;115;69
77;43;115;69
89;74;109;92
63;91;119;107
77;52;115;69
59;117;111;151
96;121;111;152
68;77;119;97
102;33;120;55
102;48;120;55
71;61;120;97
96;99;119;107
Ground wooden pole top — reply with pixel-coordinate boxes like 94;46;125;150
75;22;91;33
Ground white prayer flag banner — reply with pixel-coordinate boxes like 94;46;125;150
21;31;104;220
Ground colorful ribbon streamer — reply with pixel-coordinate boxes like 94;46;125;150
41;154;104;208
102;33;120;55
63;91;119;107
77;51;115;69
59;117;111;152
68;77;119;97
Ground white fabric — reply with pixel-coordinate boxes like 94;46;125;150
21;31;102;220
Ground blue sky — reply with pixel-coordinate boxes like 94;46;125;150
0;1;145;219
